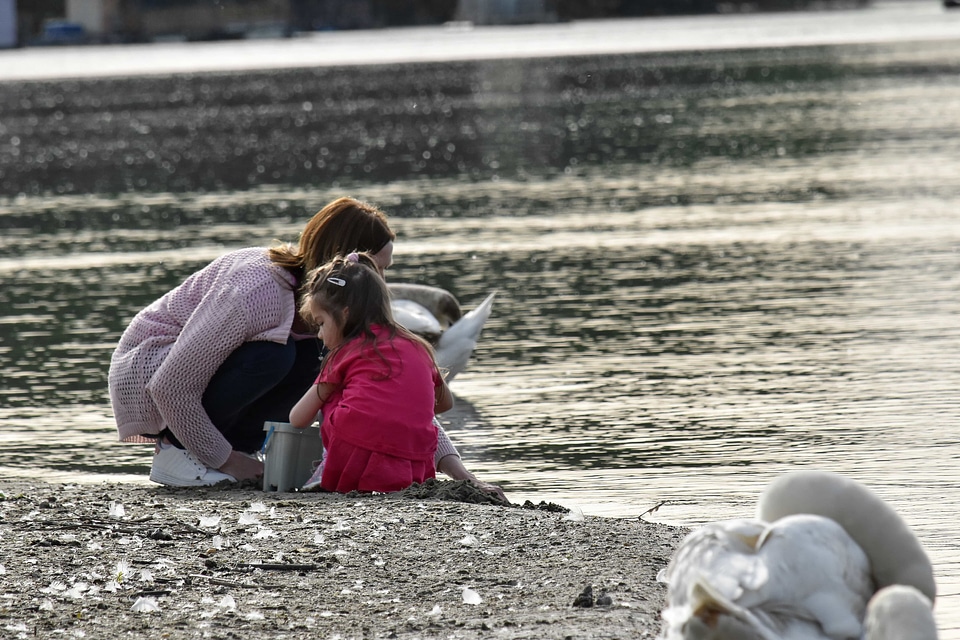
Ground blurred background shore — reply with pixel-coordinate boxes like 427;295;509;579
1;0;889;50
2;0;959;82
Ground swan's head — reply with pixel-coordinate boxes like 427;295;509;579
863;585;938;640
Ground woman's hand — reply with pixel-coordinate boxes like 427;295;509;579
219;450;264;481
436;454;509;504
468;477;509;504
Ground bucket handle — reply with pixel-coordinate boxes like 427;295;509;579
261;424;276;455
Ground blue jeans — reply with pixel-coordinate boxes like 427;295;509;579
163;338;323;454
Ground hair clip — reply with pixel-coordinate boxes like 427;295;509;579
346;252;359;263
327;277;346;287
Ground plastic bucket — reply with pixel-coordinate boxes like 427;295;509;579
261;421;323;492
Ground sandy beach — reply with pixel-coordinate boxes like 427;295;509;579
0;479;685;639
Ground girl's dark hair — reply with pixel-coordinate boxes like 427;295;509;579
300;252;438;379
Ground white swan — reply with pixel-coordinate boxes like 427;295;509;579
658;470;938;640
388;283;495;381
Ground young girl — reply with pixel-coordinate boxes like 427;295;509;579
289;252;454;493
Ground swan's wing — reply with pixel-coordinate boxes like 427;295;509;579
661;515;871;640
435;292;495;381
389;285;494;381
757;470;936;602
862;585;938;640
660;519;776;639
662;520;770;596
388;283;462;328
392;299;443;342
754;515;871;639
661;578;779;640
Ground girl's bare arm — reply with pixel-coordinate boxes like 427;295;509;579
289;382;335;427
435;378;454;413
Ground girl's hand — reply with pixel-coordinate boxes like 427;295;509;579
219;450;263;481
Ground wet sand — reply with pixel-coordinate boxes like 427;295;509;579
0;479;686;639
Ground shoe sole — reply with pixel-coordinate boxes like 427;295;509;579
149;468;236;487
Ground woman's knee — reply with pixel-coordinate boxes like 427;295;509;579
203;339;297;408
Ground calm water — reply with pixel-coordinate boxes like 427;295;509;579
2;4;960;634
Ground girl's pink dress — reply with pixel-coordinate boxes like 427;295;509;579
317;325;440;493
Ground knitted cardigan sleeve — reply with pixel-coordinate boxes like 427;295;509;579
146;255;293;469
145;284;255;469
435;426;459;465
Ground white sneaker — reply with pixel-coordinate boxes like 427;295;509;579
149;442;237;487
302;461;324;491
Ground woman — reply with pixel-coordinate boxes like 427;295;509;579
108;196;505;500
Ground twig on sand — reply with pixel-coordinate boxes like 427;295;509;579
132;589;172;598
639;501;672;519
236;562;318;572
177;520;207;534
188;574;264;588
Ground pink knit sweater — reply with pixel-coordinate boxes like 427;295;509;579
108;247;459;470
